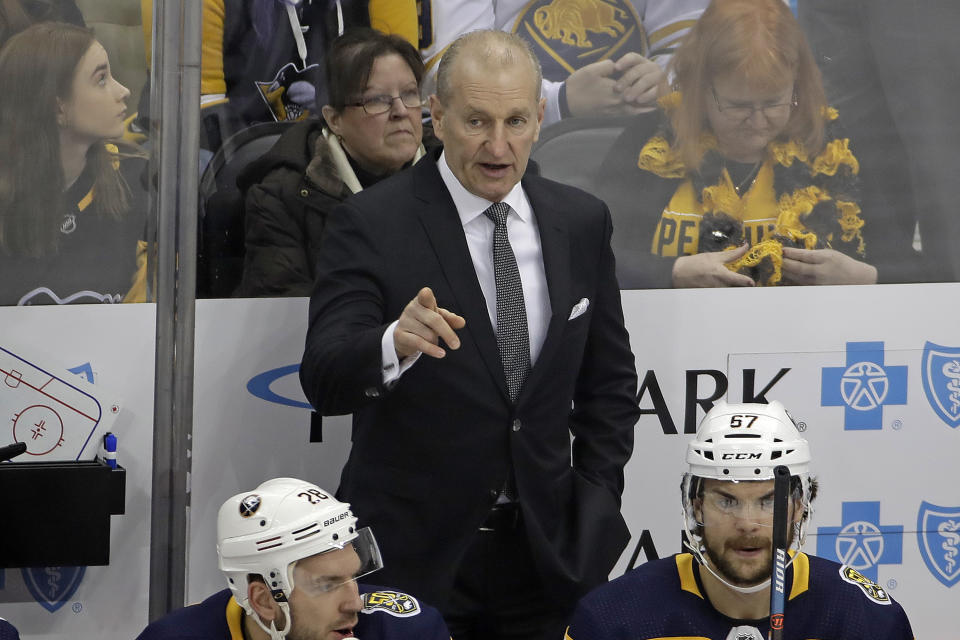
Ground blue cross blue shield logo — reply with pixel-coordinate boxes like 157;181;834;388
920;342;960;429
917;502;960;588
816;502;903;582
21;566;85;613
821;341;908;430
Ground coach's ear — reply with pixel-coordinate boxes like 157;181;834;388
429;94;445;142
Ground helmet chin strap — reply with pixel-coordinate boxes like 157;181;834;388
251;601;292;640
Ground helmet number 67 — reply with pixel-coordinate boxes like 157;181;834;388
729;414;759;428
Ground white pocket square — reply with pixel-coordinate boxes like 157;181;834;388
568;297;590;320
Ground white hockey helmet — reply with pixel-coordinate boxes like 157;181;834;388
686;399;810;481
217;478;382;639
681;401;816;592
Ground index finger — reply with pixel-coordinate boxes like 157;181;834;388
580;58;617;78
781;247;822;264
428;309;462;350
613;51;648;72
416;286;438;311
721;243;751;262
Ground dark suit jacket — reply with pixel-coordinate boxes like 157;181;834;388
300;152;640;609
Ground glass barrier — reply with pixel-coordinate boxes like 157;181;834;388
0;0;154;306
194;0;958;298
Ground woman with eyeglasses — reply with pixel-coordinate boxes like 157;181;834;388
598;0;875;288
239;27;426;297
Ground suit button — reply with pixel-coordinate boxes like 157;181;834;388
512;419;521;432
364;387;380;398
299;188;309;197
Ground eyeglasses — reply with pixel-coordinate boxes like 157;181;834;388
711;86;797;122
347;89;423;115
704;491;777;520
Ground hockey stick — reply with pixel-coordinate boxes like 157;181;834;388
768;465;791;640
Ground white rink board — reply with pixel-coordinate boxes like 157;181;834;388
188;298;353;603
189;284;955;638
616;284;957;638
1;282;954;639
0;304;156;640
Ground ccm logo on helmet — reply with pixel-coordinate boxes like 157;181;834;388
324;511;351;527
721;452;762;460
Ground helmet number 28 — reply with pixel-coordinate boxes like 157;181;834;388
729;414;759;428
298;488;330;504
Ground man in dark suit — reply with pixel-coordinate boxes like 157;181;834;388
300;29;640;640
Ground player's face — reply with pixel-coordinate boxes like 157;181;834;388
59;41;130;143
697;479;782;587
286;546;363;640
325;53;423;176
430;53;545;202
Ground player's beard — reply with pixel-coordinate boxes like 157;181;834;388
702;532;773;587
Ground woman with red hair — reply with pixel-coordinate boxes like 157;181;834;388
599;0;875;288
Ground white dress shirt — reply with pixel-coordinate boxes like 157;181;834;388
381;151;552;383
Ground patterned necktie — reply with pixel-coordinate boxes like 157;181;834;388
483;202;531;402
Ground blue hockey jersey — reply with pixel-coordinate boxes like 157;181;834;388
135;584;450;640
565;553;913;640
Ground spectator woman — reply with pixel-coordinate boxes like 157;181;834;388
0;22;145;305
238;27;426;297
599;0;875;288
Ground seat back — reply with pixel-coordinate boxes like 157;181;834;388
198;122;294;297
531;116;634;195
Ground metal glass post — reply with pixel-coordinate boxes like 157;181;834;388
147;0;202;621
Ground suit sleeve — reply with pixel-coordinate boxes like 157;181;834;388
569;203;640;501
299;200;392;415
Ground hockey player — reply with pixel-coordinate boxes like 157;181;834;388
0;618;19;640
565;401;914;640
136;478;449;640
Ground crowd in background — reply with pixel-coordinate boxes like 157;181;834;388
0;2;937;639
1;0;958;307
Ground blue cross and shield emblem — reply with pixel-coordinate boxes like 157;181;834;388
21;567;86;613
921;342;960;429
917;502;960;588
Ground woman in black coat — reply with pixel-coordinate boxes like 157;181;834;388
238;28;427;297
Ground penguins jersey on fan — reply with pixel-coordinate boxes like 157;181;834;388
417;0;707;125
565;553;914;640
135;585;450;640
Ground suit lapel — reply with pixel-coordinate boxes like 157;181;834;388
519;176;570;400
412;158;510;402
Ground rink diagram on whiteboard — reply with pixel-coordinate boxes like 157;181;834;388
1;345;120;461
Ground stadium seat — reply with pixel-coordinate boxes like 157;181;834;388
530;115;634;194
531;115;660;288
198;122;295;298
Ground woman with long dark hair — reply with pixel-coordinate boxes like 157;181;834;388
0;22;145;305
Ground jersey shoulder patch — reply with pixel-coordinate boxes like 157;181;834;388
838;565;891;605
361;590;421;617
